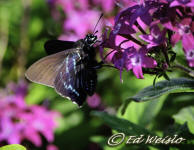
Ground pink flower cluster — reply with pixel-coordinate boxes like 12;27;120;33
49;0;132;40
100;0;194;79
0;81;59;149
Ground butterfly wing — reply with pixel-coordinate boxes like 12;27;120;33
54;51;87;106
44;40;75;55
25;49;75;88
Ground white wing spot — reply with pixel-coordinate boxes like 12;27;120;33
66;56;69;73
64;82;79;96
73;56;76;73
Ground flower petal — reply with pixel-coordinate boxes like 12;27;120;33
132;65;144;79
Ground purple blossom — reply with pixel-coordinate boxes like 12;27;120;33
47;144;59;150
124;47;157;79
92;0;115;13
64;10;101;38
153;4;177;24
101;27;139;54
170;0;194;7
7;80;28;98
111;50;126;81
111;47;157;79
0;82;59;148
127;1;156;26
52;0;118;40
113;14;136;35
183;35;194;67
164;18;193;49
139;25;167;48
87;93;101;108
185;48;194;67
101;28;126;51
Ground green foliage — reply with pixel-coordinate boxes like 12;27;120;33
119;95;167;126
25;83;57;104
127;78;194;102
91;111;153;136
0;144;26;150
173;106;194;134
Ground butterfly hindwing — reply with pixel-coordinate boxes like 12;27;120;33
54;51;87;106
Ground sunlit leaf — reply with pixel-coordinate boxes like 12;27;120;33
0;144;26;150
119;95;167;126
173;106;194;134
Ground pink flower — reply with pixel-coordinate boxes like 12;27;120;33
92;0;115;13
124;47;157;79
111;46;157;79
139;25;167;48
183;35;194;67
164;18;193;49
0;82;60;147
47;144;59;150
64;10;101;38
87;93;101;108
170;0;194;7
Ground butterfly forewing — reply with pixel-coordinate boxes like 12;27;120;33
54;51;87;106
25;49;76;87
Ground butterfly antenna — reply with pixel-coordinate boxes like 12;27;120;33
93;13;103;34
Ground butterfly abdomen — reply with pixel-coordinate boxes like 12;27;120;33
84;68;97;96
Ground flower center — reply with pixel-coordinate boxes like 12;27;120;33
178;25;190;35
186;49;194;60
131;55;141;66
152;32;160;39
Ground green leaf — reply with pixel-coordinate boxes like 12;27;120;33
119;95;167;126
0;144;26;150
126;78;194;102
91;111;153;136
173;106;194;134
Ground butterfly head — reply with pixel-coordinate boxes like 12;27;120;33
84;34;97;47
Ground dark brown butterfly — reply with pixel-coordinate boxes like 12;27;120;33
25;33;103;106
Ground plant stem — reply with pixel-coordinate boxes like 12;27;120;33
173;62;194;78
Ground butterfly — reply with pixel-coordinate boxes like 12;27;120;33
25;33;103;106
25;14;104;106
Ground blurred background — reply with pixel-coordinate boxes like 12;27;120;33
0;0;193;150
